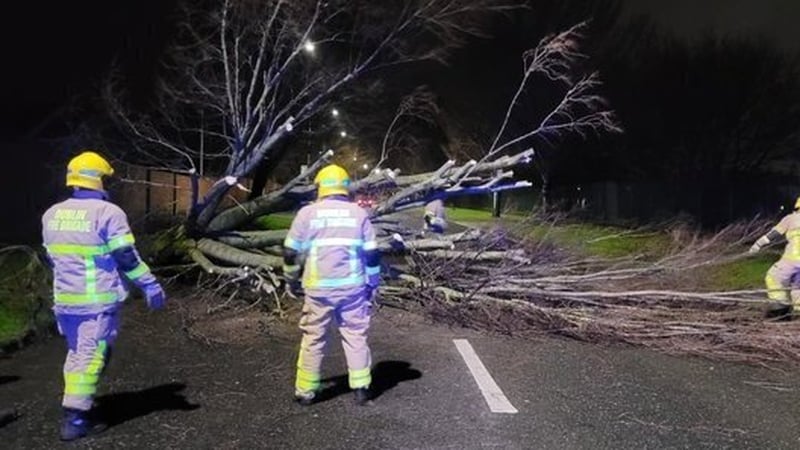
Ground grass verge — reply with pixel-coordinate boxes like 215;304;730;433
706;253;775;291
0;247;53;350
253;212;295;230
449;207;670;258
449;207;771;290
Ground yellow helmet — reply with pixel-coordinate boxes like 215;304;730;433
314;164;350;199
66;151;115;191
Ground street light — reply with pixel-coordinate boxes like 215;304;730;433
339;130;347;138
303;40;316;54
331;108;339;118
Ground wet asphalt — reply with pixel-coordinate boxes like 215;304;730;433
1;299;800;449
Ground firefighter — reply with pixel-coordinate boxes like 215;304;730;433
423;199;447;234
42;151;166;441
283;164;381;406
749;196;800;316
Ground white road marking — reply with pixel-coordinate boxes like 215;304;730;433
453;339;518;414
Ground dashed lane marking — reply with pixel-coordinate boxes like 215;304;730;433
453;339;518;414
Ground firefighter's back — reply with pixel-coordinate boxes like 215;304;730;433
779;212;800;261
299;197;370;296
42;197;128;312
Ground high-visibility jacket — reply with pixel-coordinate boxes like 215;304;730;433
424;199;447;232
771;212;800;261
284;196;379;297
42;190;156;315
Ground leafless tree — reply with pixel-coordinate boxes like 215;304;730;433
104;1;619;302
376;86;441;170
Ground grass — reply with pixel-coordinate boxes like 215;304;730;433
0;247;52;347
706;253;775;291
449;207;670;258
253;212;295;230
446;207;517;223
0;301;34;345
528;223;672;258
449;207;775;291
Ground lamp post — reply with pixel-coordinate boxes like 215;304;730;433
492;170;502;218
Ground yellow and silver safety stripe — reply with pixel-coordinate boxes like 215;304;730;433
314;238;363;247
47;233;135;305
46;243;109;256
348;367;371;389
108;233;135;251
295;367;321;392
306;245;320;287
64;340;107;396
284;237;306;251
349;244;359;275
303;238;372;288
786;230;800;260
46;233;135;256
318;179;350;187
124;262;151;280
296;346;321;392
283;264;301;276
285;237;376;251
54;292;118;305
311;274;366;288
85;255;97;295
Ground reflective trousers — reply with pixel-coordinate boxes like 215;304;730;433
424;216;447;234
295;292;372;393
765;259;800;305
56;311;118;411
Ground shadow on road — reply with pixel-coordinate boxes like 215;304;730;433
318;360;422;402
0;375;20;428
0;375;20;385
0;408;20;429
0;376;21;428
94;382;200;428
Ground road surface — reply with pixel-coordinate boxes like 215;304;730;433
2;298;800;449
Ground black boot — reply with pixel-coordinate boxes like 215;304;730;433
59;408;106;441
765;303;792;320
294;390;316;406
353;388;372;406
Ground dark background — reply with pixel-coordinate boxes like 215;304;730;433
2;0;800;242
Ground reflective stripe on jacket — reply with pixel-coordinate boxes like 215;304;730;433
42;194;140;313
284;197;377;297
774;212;800;261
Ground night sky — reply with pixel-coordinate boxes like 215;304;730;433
1;1;798;140
622;0;800;51
2;1;800;241
0;1;172;138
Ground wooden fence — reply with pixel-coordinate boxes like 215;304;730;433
111;164;253;222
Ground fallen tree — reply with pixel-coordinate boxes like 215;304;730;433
103;3;617;284
89;1;800;366
98;2;800;366
395;217;800;366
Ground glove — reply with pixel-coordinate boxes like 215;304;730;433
286;279;304;299
367;287;380;309
143;282;166;310
748;243;761;255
